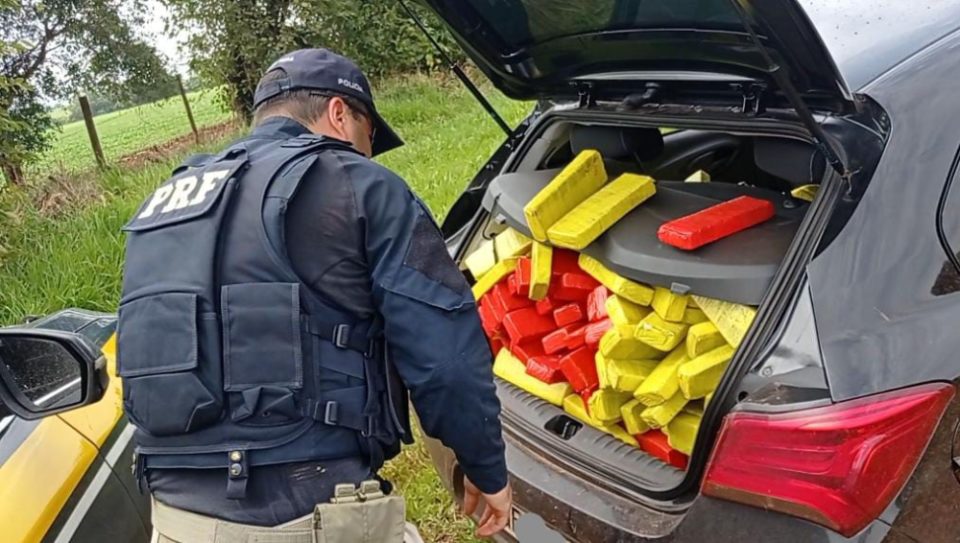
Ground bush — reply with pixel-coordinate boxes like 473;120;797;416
168;0;465;121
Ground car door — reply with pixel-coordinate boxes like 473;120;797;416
0;311;149;543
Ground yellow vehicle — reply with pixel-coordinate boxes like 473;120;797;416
0;309;150;542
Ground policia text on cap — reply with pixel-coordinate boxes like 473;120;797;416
117;48;512;542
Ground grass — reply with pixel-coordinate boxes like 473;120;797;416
0;73;529;542
31;90;233;174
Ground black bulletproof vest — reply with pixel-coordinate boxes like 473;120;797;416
117;135;410;498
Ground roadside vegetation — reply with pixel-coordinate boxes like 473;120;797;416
0;73;528;543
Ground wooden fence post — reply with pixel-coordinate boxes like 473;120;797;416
177;75;200;144
78;95;106;169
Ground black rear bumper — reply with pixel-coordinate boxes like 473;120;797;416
423;431;893;543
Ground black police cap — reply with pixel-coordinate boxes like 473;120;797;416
254;49;404;156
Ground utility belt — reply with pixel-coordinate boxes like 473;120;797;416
151;480;409;543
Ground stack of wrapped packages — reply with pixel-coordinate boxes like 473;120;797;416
467;150;763;469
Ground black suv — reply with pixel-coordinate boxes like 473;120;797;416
418;1;960;541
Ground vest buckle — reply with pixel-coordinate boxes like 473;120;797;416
323;401;340;425
333;324;351;349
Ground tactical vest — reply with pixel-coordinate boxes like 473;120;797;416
117;135;411;498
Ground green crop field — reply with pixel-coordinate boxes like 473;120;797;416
31;90;234;174
0;74;530;543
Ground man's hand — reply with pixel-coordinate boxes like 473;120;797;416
463;476;513;538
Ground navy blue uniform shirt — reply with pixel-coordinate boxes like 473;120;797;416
150;117;507;524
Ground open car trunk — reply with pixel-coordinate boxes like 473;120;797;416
453;117;832;495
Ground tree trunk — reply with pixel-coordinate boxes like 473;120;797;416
1;163;24;185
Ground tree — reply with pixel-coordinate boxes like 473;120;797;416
165;0;463;122
0;0;176;183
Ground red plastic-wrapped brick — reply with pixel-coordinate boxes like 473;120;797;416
507;273;519;296
487;288;508;322
542;324;587;355
502;307;555;345
535;297;556;316
493;282;532;314
510;340;545;364
636;430;689;469
513;257;532;295
658;196;775;251
552;249;581;276
559;347;599;392
553;303;585;327
586;286;610;322
477;301;499;337
584;318;613;348
525;355;564;384
488;336;503;356
551;273;599;302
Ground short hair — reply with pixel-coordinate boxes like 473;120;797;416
252;68;370;127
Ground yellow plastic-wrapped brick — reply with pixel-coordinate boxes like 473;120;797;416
608;425;640;447
683;307;708;325
634;346;689;406
563;394;603;429
678;344;735;399
493;227;532;260
524;149;607;241
600;325;664;360
691;295;757;348
684;170;711;182
529;241;552;300
588;388;632;423
684;400;705;417
666;412;701;455
605;295;648;326
464;239;496;280
704;392;714;406
493;349;571;406
546;173;656;250
641;391;688;429
578;253;654;305
634;313;689;352
596;353;659;393
564;395;639;447
790;184;819;202
686;321;727;359
651;287;689;322
621;399;651;435
471;258;518;299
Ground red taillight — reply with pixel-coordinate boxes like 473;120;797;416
702;383;954;537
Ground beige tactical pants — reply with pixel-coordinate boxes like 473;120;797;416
150;494;424;543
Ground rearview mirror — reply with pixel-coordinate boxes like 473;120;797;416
0;328;108;420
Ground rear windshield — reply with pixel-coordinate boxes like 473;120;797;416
457;0;743;49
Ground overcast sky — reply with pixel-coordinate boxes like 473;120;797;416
140;0;189;74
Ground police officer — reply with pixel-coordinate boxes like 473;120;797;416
117;49;511;542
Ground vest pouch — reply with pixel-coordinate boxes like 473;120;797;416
118;293;223;436
222;282;304;426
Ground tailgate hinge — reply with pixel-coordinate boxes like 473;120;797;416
733;83;767;116
576;83;595;108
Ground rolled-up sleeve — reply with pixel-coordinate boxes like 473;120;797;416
348;159;507;494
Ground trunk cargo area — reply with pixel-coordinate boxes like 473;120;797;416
457;120;821;491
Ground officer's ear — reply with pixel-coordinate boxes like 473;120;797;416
326;96;350;133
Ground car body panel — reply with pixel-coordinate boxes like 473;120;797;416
879;390;960;542
0;416;99;542
0;312;146;542
799;1;960;91
808;27;960;402
56;336;123;450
